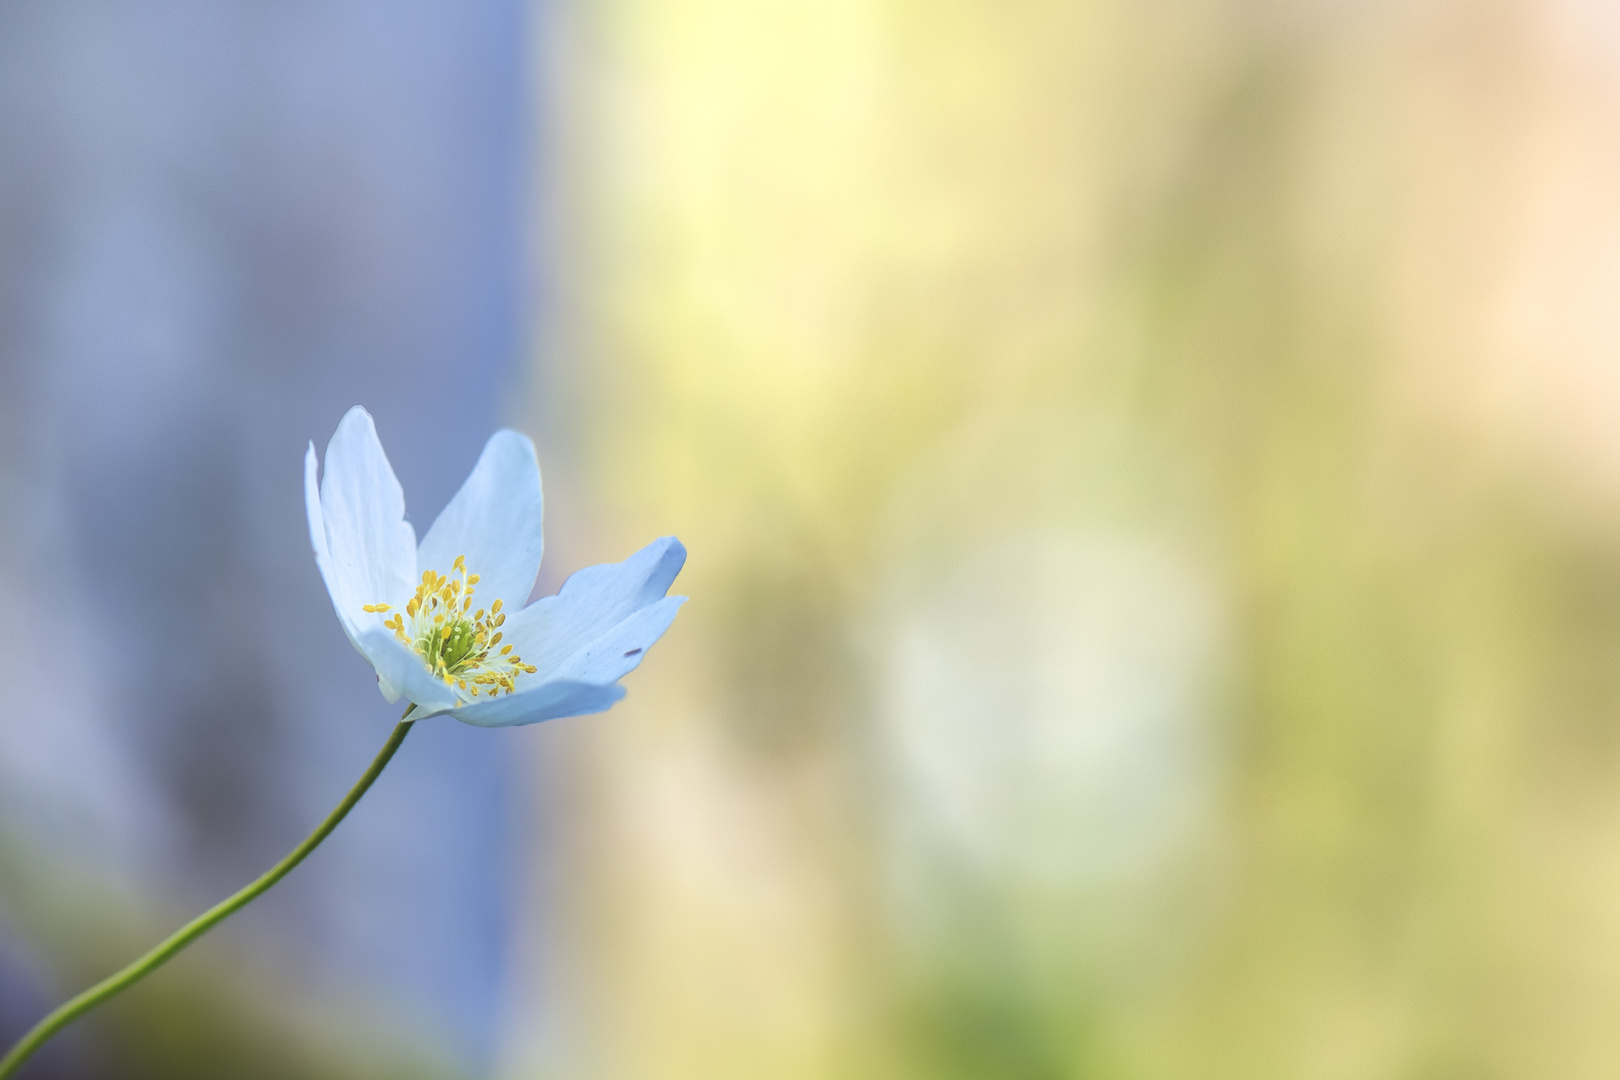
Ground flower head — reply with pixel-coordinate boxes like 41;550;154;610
305;406;685;725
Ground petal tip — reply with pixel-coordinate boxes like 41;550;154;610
489;427;538;454
651;536;687;582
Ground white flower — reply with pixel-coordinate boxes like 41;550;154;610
305;406;686;726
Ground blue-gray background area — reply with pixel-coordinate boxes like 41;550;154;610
0;1;537;1074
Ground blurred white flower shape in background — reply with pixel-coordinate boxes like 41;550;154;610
305;406;685;727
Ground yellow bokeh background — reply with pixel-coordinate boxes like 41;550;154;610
515;1;1620;1077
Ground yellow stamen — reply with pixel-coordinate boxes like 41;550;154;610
369;556;529;706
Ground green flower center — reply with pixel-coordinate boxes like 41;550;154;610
423;616;480;673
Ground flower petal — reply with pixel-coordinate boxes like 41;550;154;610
356;626;464;712
306;440;364;652
545;595;686;685
442;679;628;728
318;406;418;620
502;536;687;679
417;429;544;612
375;670;405;705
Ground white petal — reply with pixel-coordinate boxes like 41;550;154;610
376;670;404;704
417;429;544;613
501;536;685;679
445;679;627;728
306;440;364;653
543;596;686;685
356;627;463;712
318;406;418;622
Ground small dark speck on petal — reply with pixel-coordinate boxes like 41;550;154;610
623;648;643;657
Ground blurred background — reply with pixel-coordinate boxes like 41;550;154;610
5;0;1620;1077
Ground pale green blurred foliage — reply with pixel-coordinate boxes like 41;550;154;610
526;0;1620;1077
0;834;461;1080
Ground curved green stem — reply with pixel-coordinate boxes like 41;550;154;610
0;718;415;1079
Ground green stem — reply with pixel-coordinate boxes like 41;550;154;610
0;717;415;1079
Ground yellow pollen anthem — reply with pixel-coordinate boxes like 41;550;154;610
362;555;537;698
